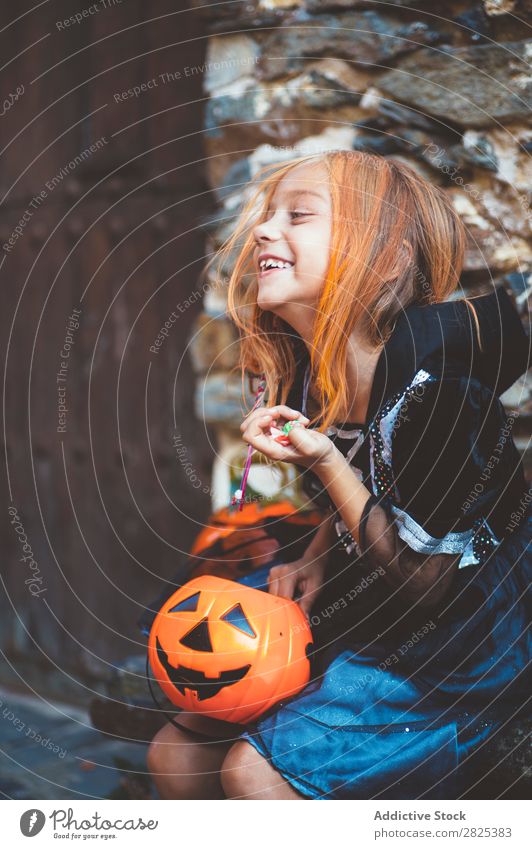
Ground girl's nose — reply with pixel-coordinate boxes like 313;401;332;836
253;215;282;243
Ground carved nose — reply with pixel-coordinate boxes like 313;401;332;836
180;618;213;652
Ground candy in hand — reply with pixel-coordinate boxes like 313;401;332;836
270;420;305;445
269;425;290;446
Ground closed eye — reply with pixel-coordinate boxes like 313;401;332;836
262;208;311;221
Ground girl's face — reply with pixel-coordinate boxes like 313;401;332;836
252;161;332;331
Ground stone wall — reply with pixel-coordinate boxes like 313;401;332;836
189;0;532;506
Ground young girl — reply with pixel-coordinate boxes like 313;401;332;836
147;151;531;800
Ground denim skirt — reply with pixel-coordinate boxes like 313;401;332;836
238;511;531;799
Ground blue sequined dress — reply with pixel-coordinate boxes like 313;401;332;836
235;285;531;799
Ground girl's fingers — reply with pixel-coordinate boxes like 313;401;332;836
240;405;309;432
270;405;309;422
242;412;314;463
267;566;278;596
267;572;279;598
242;415;285;457
278;573;298;601
247;414;273;439
247;414;285;444
298;575;324;617
268;569;297;601
298;588;317;617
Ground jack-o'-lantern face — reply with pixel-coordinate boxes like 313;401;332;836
148;575;312;724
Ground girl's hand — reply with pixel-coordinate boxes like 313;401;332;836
268;557;326;618
240;404;336;470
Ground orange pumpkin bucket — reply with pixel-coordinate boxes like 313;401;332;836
148;575;313;725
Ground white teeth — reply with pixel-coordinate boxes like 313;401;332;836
259;258;293;270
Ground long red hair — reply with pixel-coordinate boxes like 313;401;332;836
214;150;466;433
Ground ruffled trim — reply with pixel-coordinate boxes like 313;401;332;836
391;505;499;569
391;504;473;555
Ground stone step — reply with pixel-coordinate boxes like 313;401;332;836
0;687;154;800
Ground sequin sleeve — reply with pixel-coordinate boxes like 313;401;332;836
388;373;523;544
356;373;526;607
357;494;461;609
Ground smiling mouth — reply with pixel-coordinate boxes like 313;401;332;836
258;258;294;277
156;637;251;701
259;266;293;279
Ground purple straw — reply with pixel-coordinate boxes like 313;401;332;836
231;375;267;511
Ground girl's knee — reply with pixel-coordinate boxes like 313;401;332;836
220;740;262;799
147;722;187;777
221;740;306;800
147;721;231;800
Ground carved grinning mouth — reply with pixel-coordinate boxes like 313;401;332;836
156;636;251;701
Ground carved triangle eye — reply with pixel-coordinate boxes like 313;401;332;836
180;618;213;652
221;603;256;638
169;592;200;614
